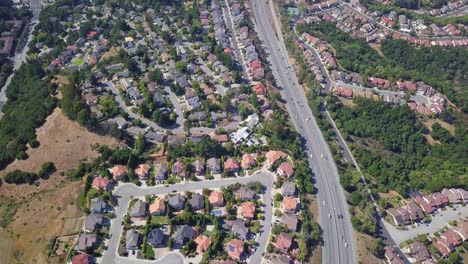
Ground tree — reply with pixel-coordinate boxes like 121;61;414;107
370;238;385;257
134;134;146;156
175;61;187;73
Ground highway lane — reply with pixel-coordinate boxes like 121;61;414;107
252;1;357;263
101;171;274;264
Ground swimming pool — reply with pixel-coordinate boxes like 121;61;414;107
211;209;225;216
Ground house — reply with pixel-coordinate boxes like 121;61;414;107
130;200;147;220
384;246;404;264
191;160;205;176
282;182;296;196
71;253;93;264
111;165;128;181
407;241;431;262
76;234;97;251
126;229;141;250
147;228;165;247
277;162;294;178
209;191;224;207
90;197;107;214
109;116;128;129
229;219;249;240
441;188;463;204
145;132;166;143
135;164;150;180
226;239;244;260
190;193;205;212
236;187;255;201
241;154;256;170
84;214;104;232
267;254;293;264
283;197;298;212
276;232;293;251
174;225;195;244
254;82;266;95
414;195;436;214
265;150;287;167
172;161;186;179
281;214;299;232
207;158;221;174
453;221;468;241
154;163;168;183
434;230;461;257
224;158;240;173
92;177;112;191
168;194;186;211
241;201;256;219
149;197;165;216
386;208;406;226
195;235;211;255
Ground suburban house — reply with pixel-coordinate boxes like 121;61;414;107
172;161;186;179
209;191;224;207
224;158;240;173
275;232;293;252
129;200;147;220
265;150;287;168
384;246;404;264
241;201;256;219
149;197;166;216
71;254;93;264
147;228;165;247
111;164;128;181
168;194;186;211
191;159;205;176
154;163;168;183
134;164;150;180
434;229;461;257
126;229;142;250
207;158;221;174
281;214;299;232
190;193;205;212
195;235;212;255
453;221;468;241
283;197;298;213
226;239;244;260
277;162;294;178
84;214;104;232
236;187;255;201
174;225;195;245
229;219;249;240
90;197;108;214
92;177;112;191
282;182;296;196
240;153;256;170
76;234;98;252
405;241;431;262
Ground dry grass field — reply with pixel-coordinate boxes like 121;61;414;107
0;108;118;263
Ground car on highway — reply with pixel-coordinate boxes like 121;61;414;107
328;214;332;219
345;243;348;247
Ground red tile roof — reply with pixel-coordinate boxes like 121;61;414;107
241;201;256;219
92;177;111;190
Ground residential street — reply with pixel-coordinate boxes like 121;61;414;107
102;81;185;133
252;1;357;263
0;0;41;112
100;171;274;264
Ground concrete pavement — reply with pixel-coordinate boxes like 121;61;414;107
252;1;357;263
101;171;274;264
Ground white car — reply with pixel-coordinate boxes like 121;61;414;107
345;243;348;248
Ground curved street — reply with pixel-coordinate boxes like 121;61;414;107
101;171;274;264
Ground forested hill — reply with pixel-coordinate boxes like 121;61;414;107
328;97;467;195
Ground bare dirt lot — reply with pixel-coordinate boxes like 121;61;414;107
0;108;119;263
356;232;385;264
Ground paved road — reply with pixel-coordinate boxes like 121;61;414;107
0;0;41;112
252;1;357;263
294;33;430;105
221;0;250;82
102;81;185;133
101;171;274;264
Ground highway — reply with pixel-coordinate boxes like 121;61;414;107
252;1;357;263
100;171;274;264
